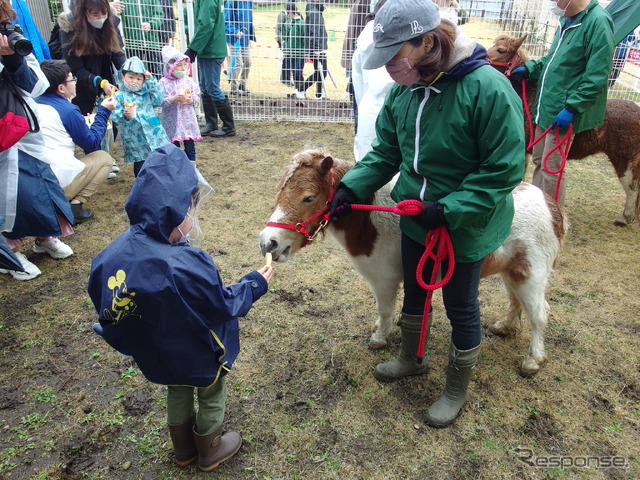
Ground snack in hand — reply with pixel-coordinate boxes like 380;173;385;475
265;252;272;268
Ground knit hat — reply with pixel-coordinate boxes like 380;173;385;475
363;0;441;70
161;45;190;78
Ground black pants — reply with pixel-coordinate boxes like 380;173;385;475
303;54;327;96
401;233;484;350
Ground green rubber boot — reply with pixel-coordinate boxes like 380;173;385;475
373;312;432;382
424;342;481;428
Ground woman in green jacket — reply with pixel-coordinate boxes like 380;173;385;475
512;0;613;206
330;0;524;427
282;2;306;97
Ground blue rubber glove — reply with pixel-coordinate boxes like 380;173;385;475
553;108;574;128
412;201;446;231
509;66;528;83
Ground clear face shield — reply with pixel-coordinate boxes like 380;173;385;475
177;169;214;245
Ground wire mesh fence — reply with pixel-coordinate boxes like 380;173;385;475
42;0;640;122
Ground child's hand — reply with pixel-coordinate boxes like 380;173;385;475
258;266;274;284
101;96;117;111
141;22;151;32
184;96;193;105
124;109;134;119
171;94;183;103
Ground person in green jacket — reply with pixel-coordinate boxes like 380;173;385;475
329;0;524;427
120;0;165;76
184;0;236;137
510;0;614;206
282;2;306;98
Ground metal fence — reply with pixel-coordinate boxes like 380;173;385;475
36;0;640;122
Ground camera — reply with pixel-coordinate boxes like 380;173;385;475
0;23;33;57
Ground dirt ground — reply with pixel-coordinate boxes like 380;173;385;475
0;121;638;480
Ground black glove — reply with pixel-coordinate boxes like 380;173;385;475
412;201;446;230
329;186;357;221
184;48;197;63
508;66;528;84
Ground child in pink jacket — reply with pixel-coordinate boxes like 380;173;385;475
159;46;202;165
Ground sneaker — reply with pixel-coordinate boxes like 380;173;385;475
0;252;41;280
108;172;117;179
294;90;305;99
33;238;74;259
111;160;120;173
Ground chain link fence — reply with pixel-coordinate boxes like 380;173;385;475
33;0;640;122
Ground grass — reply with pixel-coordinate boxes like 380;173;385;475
0;121;639;479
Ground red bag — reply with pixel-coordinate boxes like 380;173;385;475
0;68;39;152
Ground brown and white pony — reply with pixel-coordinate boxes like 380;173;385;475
487;34;640;227
259;149;569;376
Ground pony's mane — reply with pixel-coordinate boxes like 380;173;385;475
276;149;328;192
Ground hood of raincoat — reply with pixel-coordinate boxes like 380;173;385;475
161;45;191;79
125;143;198;243
118;56;155;93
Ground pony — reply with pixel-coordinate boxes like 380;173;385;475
258;149;570;376
486;34;640;227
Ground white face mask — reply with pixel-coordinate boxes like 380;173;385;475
548;0;570;17
62;85;75;101
172;70;186;79
87;16;107;29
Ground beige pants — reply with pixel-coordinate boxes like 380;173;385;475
531;124;575;207
63;150;112;205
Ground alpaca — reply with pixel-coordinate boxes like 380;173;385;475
487;34;640;227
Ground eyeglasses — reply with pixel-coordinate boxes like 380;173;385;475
64;76;78;83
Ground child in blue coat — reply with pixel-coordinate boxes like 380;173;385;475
88;145;273;471
111;56;170;177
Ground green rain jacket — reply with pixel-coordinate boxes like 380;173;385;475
340;32;525;263
283;16;306;59
188;0;227;59
121;0;164;50
524;0;614;133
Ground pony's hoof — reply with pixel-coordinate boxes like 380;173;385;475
489;321;517;337
613;217;628;227
520;354;546;377
368;335;388;350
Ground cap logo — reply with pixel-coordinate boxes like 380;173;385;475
410;21;424;35
373;22;384;33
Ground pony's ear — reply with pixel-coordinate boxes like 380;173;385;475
515;36;527;49
319;156;334;174
303;140;314;150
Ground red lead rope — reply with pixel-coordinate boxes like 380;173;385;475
519;79;573;203
267;174;455;363
347;200;455;363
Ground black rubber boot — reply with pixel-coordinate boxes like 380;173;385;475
200;95;219;136
70;203;94;224
373;312;431;382
211;98;236;137
424;342;481;428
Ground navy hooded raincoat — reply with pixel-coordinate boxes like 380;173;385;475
88;145;268;387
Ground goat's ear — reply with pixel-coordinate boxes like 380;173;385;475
320;156;334;174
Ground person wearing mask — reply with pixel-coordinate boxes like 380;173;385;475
57;0;126;116
185;0;236;137
36;60;116;224
0;0;75;281
329;0;524;427
510;0;614;206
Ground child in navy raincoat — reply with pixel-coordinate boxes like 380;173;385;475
111;56;170;177
87;144;273;471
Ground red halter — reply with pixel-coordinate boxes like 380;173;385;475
266;168;337;247
487;51;522;76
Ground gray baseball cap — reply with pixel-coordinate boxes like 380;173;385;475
364;0;441;70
